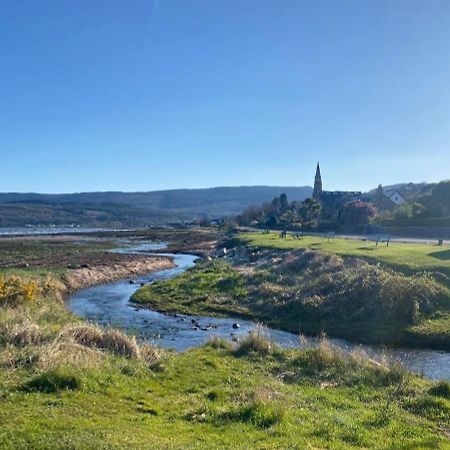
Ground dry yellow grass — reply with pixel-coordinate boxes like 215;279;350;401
8;319;43;347
3;319;43;347
234;326;275;356
139;343;161;364
38;338;104;370
58;323;140;358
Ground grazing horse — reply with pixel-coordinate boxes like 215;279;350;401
279;230;287;239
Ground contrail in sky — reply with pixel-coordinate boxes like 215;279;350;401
150;0;160;26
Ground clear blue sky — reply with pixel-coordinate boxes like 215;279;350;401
1;0;450;193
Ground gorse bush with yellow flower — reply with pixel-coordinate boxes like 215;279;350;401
0;275;41;306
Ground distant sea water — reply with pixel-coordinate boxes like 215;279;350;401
0;226;128;236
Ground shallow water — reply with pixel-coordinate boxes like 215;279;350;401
0;226;121;236
68;245;450;381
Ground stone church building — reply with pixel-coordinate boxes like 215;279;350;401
312;163;406;219
312;163;362;219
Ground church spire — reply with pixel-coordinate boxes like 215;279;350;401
313;162;322;202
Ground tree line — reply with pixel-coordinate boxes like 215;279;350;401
397;181;450;219
235;194;322;228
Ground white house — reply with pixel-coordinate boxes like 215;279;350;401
388;191;406;206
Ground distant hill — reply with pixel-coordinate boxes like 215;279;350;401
0;186;313;227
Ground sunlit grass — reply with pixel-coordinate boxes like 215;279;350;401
240;232;450;278
1;341;449;449
1;269;449;448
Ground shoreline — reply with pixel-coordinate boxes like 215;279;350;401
61;255;176;292
133;296;450;353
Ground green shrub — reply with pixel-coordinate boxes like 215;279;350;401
289;339;410;388
292;339;359;380
379;362;409;387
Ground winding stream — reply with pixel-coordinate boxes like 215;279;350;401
68;244;450;381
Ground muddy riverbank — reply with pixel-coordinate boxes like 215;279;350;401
63;254;175;291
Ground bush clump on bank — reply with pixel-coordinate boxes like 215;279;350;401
286;337;409;388
0;275;40;307
58;324;141;358
0;319;43;347
271;249;447;327
233;327;274;357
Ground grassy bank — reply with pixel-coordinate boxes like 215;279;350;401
133;261;251;319
240;232;450;283
1;235;450;448
1;287;449;449
238;232;450;347
133;235;450;349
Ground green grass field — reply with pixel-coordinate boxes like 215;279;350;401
1;338;450;449
241;232;450;284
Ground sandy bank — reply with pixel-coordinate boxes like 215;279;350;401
63;255;175;291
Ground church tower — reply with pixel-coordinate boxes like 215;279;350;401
313;163;322;202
